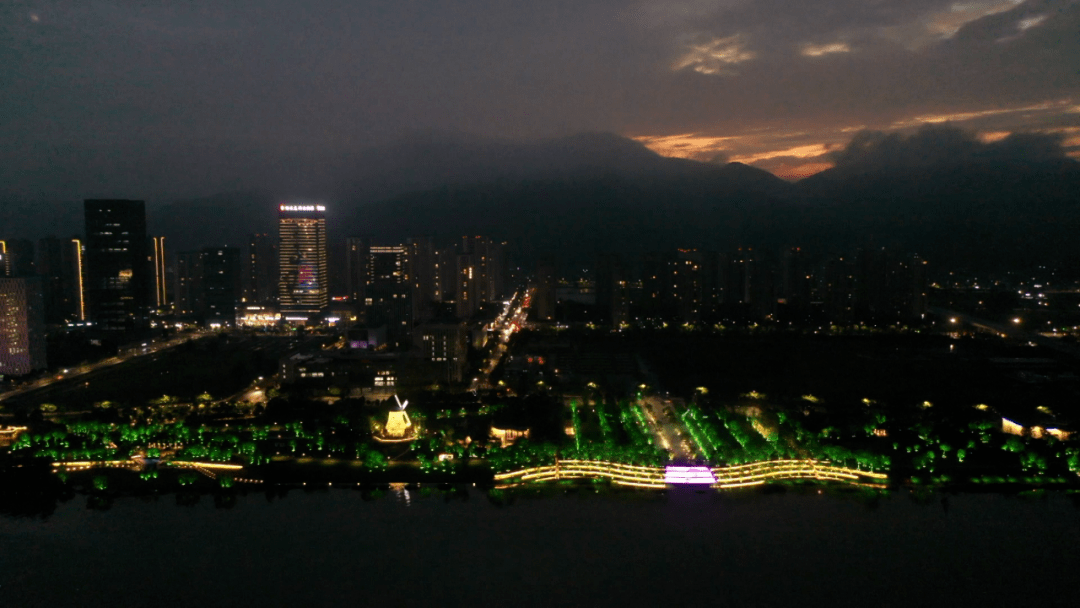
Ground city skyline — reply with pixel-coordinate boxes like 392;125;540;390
4;3;1080;604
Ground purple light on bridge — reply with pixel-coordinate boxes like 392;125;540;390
664;465;717;485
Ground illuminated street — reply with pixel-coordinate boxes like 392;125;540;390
470;289;531;392
0;331;210;404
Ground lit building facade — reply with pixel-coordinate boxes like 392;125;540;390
83;199;150;332
278;203;328;322
0;278;47;376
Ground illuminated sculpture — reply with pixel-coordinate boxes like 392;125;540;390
377;395;417;442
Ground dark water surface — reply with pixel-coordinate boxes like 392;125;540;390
2;488;1078;607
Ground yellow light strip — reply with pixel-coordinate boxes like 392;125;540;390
167;461;244;470
72;239;85;320
496;458;889;488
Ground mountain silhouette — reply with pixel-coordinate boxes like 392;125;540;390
5;128;1078;275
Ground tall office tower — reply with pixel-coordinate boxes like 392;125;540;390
367;245;412;349
202;247;241;325
0;239;35;277
534;259;556;321
278;203;328;322
149;236;168;311
174;251;204;316
245;233;279;306
0;278;47;376
83;199;150;332
36;237;83;323
595;254;629;327
344;236;370;303
406;236;437;323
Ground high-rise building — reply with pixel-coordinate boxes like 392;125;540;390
0;239;35;277
149;236;168;311
0;278;47;376
455;236;507;320
344;236;370;304
202;247;241;325
433;246;457;303
36;237;84;324
406;236;437;323
174;251;204;317
671;248;718;323
83;199;150;332
367;245;412;349
244;233;279;306
455;250;480;320
595;254;630;327
534;259;556;321
278;203;328;322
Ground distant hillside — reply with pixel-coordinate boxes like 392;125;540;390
6;129;1079;275
796;153;1080;272
344;165;798;263
145;132;798;254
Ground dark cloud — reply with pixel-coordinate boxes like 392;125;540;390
830;124;1069;170
707;152;731;165
0;0;1077;200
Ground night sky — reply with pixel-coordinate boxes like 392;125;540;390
2;0;1078;200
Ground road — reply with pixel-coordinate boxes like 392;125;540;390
930;306;1080;360
0;331;211;404
470;289;531;391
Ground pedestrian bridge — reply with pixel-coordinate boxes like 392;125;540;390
493;459;888;489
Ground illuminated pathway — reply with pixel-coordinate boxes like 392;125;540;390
639;396;695;460
494;459;888;490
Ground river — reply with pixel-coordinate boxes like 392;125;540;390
1;486;1078;607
